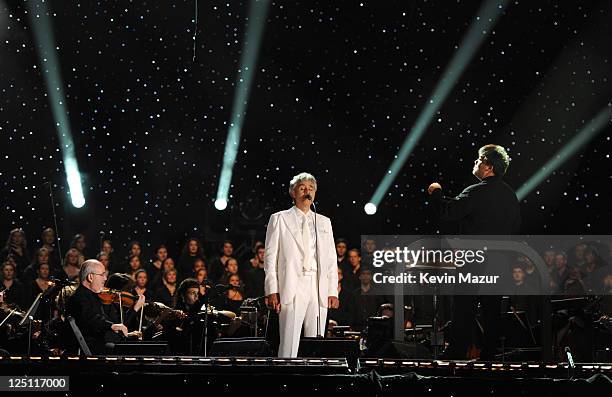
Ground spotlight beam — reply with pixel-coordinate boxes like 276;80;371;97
215;0;270;210
27;1;85;208
516;104;612;201
366;0;510;214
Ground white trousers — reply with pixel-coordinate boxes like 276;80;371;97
278;274;327;358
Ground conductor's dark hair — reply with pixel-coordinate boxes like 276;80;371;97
478;144;511;177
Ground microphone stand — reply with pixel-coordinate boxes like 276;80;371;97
202;298;209;356
19;293;43;356
46;182;63;263
99;231;105;254
312;201;323;338
198;285;224;356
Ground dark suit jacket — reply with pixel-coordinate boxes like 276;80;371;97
67;285;113;353
431;175;520;234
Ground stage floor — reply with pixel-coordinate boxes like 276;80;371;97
1;356;611;395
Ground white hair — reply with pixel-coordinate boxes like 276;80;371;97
79;259;103;284
288;172;317;195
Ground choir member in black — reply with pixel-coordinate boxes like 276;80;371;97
208;240;234;283
116;241;142;275
353;266;386;331
151;257;176;289
133;269;153;301
581;245;605;291
145;244;168;284
340;248;362;292
328;267;357;327
56;248;83;282
66;260;128;353
103;240;121;275
244;245;266;298
189;257;206;281
552;252;570;293
195;268;213;297
21;247;50;285
126;254;143;281
218;258;239;286
1;261;28;310
178;238;205;279
101;240;114;261
40;228;61;274
69;234;88;259
128;241;142;259
218;274;244;316
96;252;110;277
29;262;53;322
335;238;349;269
154;269;178;308
1;228;30;277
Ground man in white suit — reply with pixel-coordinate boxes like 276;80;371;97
264;172;340;357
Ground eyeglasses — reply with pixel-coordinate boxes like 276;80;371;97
91;272;106;277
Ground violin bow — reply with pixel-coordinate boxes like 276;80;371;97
138;301;144;335
117;291;124;325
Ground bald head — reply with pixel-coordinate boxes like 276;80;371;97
80;259;107;292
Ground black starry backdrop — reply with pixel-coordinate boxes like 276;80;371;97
1;1;610;258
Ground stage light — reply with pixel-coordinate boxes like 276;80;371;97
215;0;270;210
214;198;228;211
364;202;377;215
516;104;612;200
366;0;509;211
65;158;85;208
27;0;85;209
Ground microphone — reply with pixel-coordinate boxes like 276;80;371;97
214;284;239;292
565;346;575;369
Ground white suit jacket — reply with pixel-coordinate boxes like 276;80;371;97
264;208;339;307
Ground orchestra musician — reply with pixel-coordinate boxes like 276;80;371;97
66;259;129;353
101;273;145;342
174;278;209;354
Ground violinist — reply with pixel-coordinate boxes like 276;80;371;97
174;278;208;354
66;259;128;353
102;273;145;341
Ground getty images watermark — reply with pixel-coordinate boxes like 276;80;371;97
358;235;612;296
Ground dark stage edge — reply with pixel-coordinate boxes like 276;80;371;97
1;356;611;395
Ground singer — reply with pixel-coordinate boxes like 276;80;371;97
264;172;339;357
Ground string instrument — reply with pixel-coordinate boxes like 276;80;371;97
97;288;138;308
0;304;42;340
141;302;187;339
98;288;143;331
597;315;612;332
1;304;26;330
198;306;237;320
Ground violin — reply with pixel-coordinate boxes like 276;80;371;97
98;288;138;308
